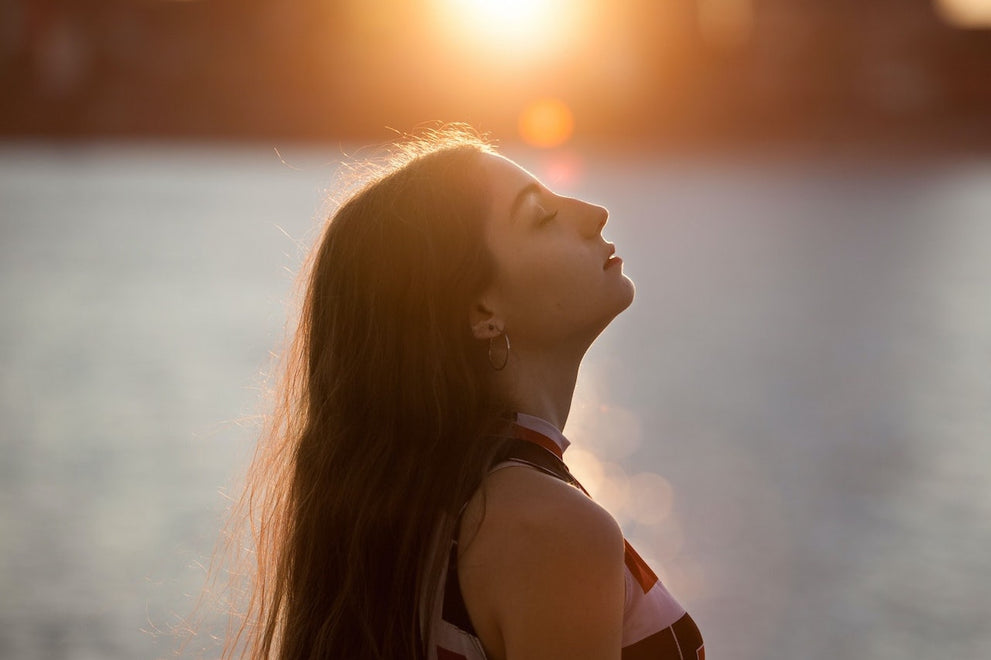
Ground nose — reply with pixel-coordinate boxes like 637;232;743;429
577;198;608;238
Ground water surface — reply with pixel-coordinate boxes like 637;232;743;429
1;143;988;659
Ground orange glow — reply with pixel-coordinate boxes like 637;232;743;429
433;0;585;64
518;98;575;148
698;0;754;50
567;446;605;498
935;0;991;27
537;150;585;189
446;0;554;41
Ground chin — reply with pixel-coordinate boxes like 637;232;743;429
616;275;636;312
596;278;636;333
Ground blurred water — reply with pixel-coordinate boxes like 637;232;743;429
1;143;988;659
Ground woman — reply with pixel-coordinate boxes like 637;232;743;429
223;127;704;659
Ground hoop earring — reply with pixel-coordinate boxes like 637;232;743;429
488;332;510;371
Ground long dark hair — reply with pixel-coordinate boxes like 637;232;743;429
220;128;515;659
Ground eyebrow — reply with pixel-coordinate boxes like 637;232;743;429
509;182;542;221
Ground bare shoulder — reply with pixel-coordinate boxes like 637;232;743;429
460;465;622;552
458;465;626;660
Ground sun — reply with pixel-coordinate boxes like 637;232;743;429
436;0;576;61
935;0;991;27
455;0;553;37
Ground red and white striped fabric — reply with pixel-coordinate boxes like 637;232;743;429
424;413;705;660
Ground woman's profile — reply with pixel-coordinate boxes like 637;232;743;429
218;126;704;659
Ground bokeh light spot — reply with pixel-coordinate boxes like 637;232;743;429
627;472;674;525
538;150;584;189
519;98;575;148
567;446;604;498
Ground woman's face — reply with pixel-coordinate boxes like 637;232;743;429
475;153;635;352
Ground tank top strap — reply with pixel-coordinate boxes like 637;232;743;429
439;437;584;640
494;438;577;482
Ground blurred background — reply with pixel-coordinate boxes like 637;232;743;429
3;0;991;146
1;1;989;658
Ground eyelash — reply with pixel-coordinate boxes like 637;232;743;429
536;210;558;227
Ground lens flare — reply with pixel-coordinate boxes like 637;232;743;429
518;98;575;148
535;150;584;189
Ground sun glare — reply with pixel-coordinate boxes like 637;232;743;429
457;0;550;37
437;0;576;61
935;0;991;27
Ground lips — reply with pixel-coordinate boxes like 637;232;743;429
603;243;620;269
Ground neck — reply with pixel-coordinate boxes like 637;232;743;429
493;343;584;432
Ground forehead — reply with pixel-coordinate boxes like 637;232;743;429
480;153;541;199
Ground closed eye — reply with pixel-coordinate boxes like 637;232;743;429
536;209;558;227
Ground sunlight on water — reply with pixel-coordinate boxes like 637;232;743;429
2;144;990;658
567;363;708;610
568;372;643;460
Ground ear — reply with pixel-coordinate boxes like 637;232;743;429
468;301;504;340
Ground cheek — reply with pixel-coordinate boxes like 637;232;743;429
502;254;593;318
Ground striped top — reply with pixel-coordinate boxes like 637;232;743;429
424;413;705;660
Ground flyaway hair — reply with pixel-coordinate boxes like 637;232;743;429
205;126;517;659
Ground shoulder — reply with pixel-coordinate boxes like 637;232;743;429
457;465;626;659
462;464;622;553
